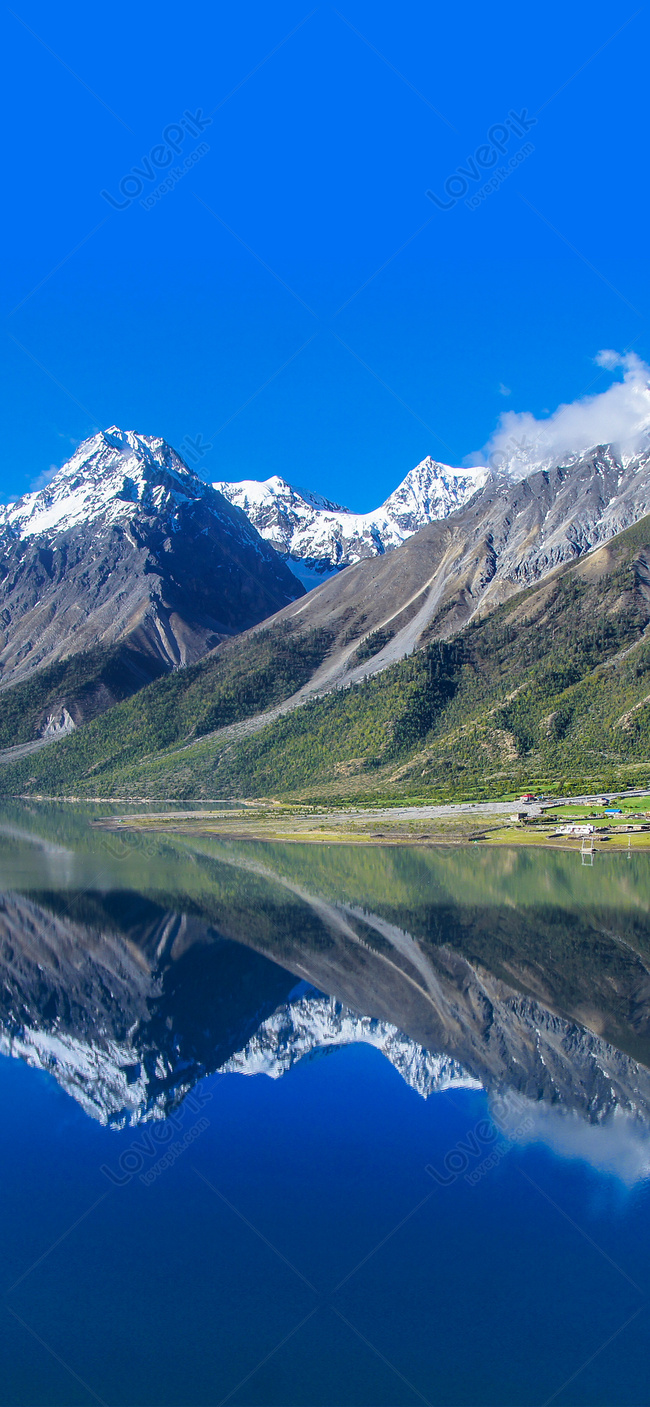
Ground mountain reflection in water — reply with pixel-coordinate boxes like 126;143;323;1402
1;802;650;1183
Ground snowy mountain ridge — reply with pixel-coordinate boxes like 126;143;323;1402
1;427;260;550
3;434;486;587
222;993;482;1097
10;431;647;593
0;992;480;1126
213;457;489;584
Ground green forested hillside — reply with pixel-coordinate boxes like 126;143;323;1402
2;517;650;800
0;646;168;747
0;622;332;794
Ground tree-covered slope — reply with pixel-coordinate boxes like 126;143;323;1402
0;645;172;748
3;515;650;800
0;622;332;794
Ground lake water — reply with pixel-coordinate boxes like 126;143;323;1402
1;801;649;1407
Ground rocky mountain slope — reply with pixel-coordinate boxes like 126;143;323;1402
4;436;650;791
249;443;650;700
144;510;649;801
214;457;488;584
7;451;650;799
0;428;303;732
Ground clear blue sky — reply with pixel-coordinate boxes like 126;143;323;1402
3;0;648;511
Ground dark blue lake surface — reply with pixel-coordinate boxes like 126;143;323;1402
0;803;649;1406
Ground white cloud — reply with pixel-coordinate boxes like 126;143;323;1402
466;350;650;475
498;382;511;397
503;1099;650;1187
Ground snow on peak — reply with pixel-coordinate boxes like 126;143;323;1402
222;992;481;1099
380;456;487;527
211;473;348;523
2;989;480;1126
0;428;213;541
214;455;488;583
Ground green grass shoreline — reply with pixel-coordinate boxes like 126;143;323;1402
92;794;650;850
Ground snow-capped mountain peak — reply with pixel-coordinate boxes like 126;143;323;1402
214;455;488;586
1;428;214;541
0;428;304;692
379;456;488;529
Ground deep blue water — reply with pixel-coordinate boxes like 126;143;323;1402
1;804;649;1406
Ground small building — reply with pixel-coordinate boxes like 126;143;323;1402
556;824;595;837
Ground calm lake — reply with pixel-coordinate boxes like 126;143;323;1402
1;800;649;1407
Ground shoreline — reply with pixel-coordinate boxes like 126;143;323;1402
91;811;650;852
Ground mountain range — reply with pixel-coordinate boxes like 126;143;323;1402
3;427;650;794
213;456;488;585
0;434;495;748
219;443;650;702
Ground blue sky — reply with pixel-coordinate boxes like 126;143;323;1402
3;0;649;511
